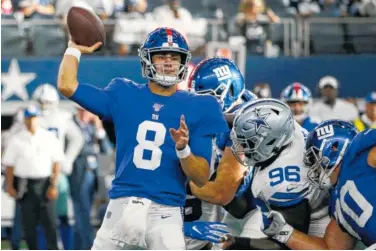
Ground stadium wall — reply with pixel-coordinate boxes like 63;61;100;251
1;55;375;106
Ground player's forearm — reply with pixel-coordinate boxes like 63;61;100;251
225;236;283;250
179;154;209;187
5;166;14;189
50;163;60;187
189;181;225;205
58;55;79;97
286;230;329;250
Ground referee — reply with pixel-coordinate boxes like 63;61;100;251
2;105;64;250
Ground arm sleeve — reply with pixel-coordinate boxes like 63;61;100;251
271;199;311;234
226;236;283;250
227;200;311;250
2;140;17;166
189;135;213;164
223;190;255;219
356;129;376;152
70;79;121;121
64;119;85;164
191;96;229;137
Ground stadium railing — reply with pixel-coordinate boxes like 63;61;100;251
1;17;296;56
300;17;376;56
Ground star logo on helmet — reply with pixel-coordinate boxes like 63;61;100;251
252;109;271;133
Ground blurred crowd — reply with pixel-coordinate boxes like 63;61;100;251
2;0;376;57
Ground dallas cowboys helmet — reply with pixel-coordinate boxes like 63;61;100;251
188;57;245;113
304;120;358;189
231;99;295;167
281;82;312;122
32;84;59;111
139;27;191;87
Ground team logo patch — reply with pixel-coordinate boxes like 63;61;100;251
153;103;164;112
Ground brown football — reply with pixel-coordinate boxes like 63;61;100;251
67;7;105;49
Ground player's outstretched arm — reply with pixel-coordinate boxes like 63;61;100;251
58;41;116;119
170;115;210;187
287;219;356;249
263;210;356;250
189;147;246;205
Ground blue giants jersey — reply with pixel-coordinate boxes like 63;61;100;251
301;117;319;132
71;78;228;207
330;129;376;246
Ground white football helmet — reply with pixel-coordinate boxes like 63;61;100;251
231;99;295;167
32;84;60;112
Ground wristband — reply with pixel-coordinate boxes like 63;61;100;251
273;224;294;244
64;47;81;62
176;145;191;159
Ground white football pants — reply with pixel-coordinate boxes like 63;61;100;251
92;197;185;250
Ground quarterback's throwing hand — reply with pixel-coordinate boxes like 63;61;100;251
170;115;189;150
68;40;102;54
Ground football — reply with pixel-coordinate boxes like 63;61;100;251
67;7;106;49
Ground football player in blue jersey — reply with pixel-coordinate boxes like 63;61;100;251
182;57;258;249
281;82;320;132
57;27;228;250
260;120;376;249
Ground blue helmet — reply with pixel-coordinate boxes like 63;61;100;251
188;57;245;113
304;120;358;189
242;89;258;103
281;83;312;121
139;27;191;87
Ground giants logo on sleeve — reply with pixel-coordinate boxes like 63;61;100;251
316;125;334;140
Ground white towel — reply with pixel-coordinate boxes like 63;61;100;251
111;197;152;248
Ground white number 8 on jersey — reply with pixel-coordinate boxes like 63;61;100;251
133;121;166;170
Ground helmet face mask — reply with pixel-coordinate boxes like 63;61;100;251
231;132;270;167
195;81;235;111
304;120;357;190
230;99;295;167
305;145;333;189
139;28;191;87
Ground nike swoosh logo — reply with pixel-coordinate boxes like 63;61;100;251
161;215;171;219
286;187;295;192
192;226;202;235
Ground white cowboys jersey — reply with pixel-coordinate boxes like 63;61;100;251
251;122;330;237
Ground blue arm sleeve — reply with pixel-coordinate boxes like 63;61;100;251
189;135;213;165
70;79;122;121
70;84;113;120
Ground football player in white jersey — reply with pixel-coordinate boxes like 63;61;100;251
203;99;330;249
32;84;84;249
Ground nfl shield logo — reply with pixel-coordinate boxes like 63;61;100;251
153;103;164;112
